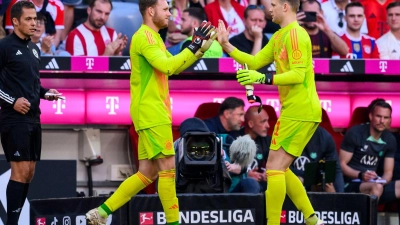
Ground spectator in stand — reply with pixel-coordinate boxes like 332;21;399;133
203;97;245;139
297;0;348;58
340;99;400;205
376;2;400;59
168;7;223;57
165;0;189;47
290;126;344;192
321;0;368;35
241;106;271;192
60;0;82;42
229;4;269;55
204;0;245;38
5;0;65;48
65;0;128;56
332;2;379;59
361;0;394;40
31;12;70;56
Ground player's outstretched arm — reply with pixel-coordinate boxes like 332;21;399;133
217;19;274;70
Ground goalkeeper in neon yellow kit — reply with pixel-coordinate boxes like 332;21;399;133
217;0;323;224
85;0;216;224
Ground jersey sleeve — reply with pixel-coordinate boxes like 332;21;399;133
65;32;85;56
228;36;275;70
340;126;358;153
384;133;397;158
0;43;16;105
137;32;198;76
376;38;390;59
273;28;307;85
53;0;65;29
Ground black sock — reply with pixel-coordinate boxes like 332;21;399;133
6;180;25;225
21;183;30;206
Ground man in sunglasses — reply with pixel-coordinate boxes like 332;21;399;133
230;5;269;55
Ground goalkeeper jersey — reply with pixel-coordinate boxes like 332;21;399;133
130;25;198;130
230;21;321;122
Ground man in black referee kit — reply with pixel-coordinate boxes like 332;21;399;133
0;1;61;224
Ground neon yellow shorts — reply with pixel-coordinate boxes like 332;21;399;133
137;124;175;160
270;118;319;157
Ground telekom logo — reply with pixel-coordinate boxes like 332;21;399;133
106;97;119;115
213;98;225;103
379;61;387;72
266;99;280;111
233;60;243;71
53;98;66;115
86;58;94;69
320;100;332;112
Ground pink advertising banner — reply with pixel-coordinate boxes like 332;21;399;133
86;91;132;124
351;94;400;127
71;57;109;71
37;90;399;128
40;90;86;124
364;60;399;75
313;59;330;74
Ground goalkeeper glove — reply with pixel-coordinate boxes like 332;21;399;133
236;70;273;86
187;21;218;57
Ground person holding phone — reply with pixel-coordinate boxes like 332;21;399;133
297;0;348;58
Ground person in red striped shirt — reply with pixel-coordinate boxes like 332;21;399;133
65;0;128;56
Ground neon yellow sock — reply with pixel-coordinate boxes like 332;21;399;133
266;170;286;225
158;169;179;224
285;169;315;219
104;171;153;212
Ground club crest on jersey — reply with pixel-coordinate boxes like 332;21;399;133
353;43;360;52
364;45;371;54
32;49;39;58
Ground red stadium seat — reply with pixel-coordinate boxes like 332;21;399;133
262;105;278;136
347;107;369;130
194;102;221;120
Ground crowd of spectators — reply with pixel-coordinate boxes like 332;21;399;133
2;0;400;59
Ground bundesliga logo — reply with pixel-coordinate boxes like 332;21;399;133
140;212;154;225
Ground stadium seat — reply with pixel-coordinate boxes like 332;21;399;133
347;107;369;130
319;108;343;152
262;105;278;136
194;102;221;120
106;2;143;56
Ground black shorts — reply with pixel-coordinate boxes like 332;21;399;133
1;123;42;162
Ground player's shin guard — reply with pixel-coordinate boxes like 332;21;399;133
158;169;179;225
285;168;315;219
104;171;153;213
266;170;286;225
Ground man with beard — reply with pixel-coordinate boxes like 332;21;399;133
65;0;128;56
176;7;223;57
297;0;347;58
332;2;380;58
340;99;399;205
203;97;245;139
85;0;217;223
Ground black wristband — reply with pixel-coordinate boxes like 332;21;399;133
265;73;273;85
358;171;364;180
187;42;201;54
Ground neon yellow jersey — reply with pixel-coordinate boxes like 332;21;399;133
229;21;321;122
130;25;199;130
